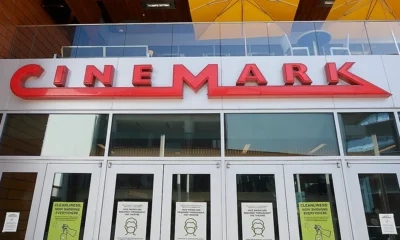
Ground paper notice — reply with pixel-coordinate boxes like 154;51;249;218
174;202;207;240
2;212;20;233
114;202;149;240
241;202;275;240
379;214;398;235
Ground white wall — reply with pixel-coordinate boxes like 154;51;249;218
0;55;399;111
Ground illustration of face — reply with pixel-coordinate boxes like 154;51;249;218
251;219;265;236
184;218;198;235
125;218;138;234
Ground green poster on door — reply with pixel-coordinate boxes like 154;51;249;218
47;202;84;240
298;202;335;240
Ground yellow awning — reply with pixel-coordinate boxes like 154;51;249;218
327;0;400;20
189;0;299;22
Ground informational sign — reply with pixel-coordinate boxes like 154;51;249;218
298;202;335;240
47;202;84;240
114;202;149;240
2;212;20;233
241;202;275;240
379;214;398;235
175;202;207;240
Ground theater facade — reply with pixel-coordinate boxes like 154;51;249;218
1;22;400;240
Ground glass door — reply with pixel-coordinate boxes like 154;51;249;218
34;163;102;240
284;163;353;240
226;164;290;240
161;164;222;240
346;163;400;240
99;164;163;240
0;163;46;240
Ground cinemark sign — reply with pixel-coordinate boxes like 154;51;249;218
10;62;390;99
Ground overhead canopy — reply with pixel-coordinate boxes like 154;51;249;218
189;0;299;22
327;0;400;20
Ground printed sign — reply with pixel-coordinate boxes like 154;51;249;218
241;203;275;240
379;214;398;235
2;212;20;233
174;202;207;240
114;202;149;240
298;202;335;240
47;202;84;240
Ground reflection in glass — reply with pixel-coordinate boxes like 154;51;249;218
225;113;339;156
170;174;210;240
110;174;154;240
44;173;91;240
236;174;279;239
0;172;38;239
0;114;108;156
172;24;221;57
110;114;221;156
339;113;400;156
359;174;400;240
294;174;341;240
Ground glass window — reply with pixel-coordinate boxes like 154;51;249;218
294;174;341;240
170;174;211;240
109;114;221;156
43;173;91;240
225;114;339;156
0;114;109;156
359;174;400;240
339;113;400;156
110;174;154;239
236;174;279;239
0;172;38;239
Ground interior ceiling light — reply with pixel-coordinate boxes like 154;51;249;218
147;3;171;7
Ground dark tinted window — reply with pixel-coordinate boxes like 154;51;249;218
109;114;221;156
339;113;400;156
0;114;108;156
225;114;339;156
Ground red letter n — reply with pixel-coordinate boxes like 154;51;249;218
84;65;114;87
283;63;312;85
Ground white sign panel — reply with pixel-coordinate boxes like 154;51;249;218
2;212;20;233
175;202;207;240
241;203;275;240
114;202;148;240
379;214;398;235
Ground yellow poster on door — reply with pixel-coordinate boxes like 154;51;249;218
47;202;84;240
298;202;335;240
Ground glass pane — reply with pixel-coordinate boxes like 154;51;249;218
170;174;210;240
225;113;339;156
110;114;221;156
294;174;341;240
339;113;400;156
358;174;400;240
236;174;279;240
43;173;91;240
0;114;109;156
110;174;154;240
0;172;38;239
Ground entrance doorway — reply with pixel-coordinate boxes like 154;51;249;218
346;163;400;240
99;162;222;240
226;162;353;240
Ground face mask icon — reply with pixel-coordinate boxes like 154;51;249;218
251;219;265;237
125;218;138;235
184;218;198;236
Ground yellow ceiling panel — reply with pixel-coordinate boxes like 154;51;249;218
251;0;299;21
189;0;299;22
189;0;232;22
327;0;400;20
